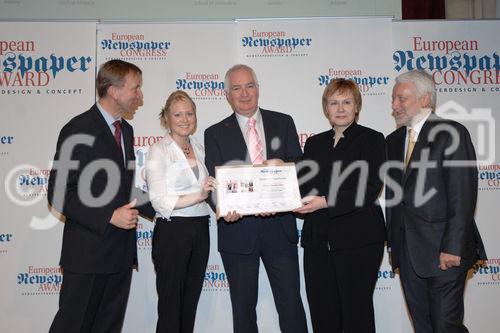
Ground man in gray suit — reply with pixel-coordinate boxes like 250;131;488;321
385;70;486;333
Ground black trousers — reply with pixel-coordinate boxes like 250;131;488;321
304;242;384;333
152;216;209;333
220;219;307;333
398;239;472;333
49;269;133;333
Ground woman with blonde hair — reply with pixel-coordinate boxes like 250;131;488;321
146;90;215;333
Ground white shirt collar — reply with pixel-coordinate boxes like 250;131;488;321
96;101;121;127
408;110;432;139
235;108;261;128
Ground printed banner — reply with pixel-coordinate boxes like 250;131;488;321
96;22;236;333
393;20;500;332
0;21;97;332
237;17;397;332
1;18;498;333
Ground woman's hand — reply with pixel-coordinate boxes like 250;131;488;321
200;176;216;201
293;195;327;214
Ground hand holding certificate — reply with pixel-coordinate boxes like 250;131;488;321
215;162;302;218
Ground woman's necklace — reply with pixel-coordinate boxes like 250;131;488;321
174;136;191;156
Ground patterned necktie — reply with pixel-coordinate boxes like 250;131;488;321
113;120;123;152
404;128;415;169
247;117;264;164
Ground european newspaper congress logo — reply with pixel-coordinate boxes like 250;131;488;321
175;72;225;101
1;134;14;156
203;264;229;292
478;164;500;191
134;135;163;192
241;29;312;58
0;39;92;95
0;232;13;254
5;166;50;207
3;135;160;231
100;33;171;61
136;222;153;251
470;259;500;286
393;36;500;94
317;68;390;96
17;265;62;296
375;263;397;292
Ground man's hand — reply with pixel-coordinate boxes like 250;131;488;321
263;158;284;166
256;212;277;217
439;252;461;270
223;210;242;223
293;195;327;214
110;199;139;230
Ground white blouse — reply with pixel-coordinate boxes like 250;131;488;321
146;134;210;219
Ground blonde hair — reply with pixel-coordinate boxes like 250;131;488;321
159;90;197;132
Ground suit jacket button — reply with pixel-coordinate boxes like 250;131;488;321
401;201;406;206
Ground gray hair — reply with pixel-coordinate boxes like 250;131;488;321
395;70;436;110
223;64;259;93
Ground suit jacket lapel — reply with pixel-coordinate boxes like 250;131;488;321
121;120;134;166
261;109;275;159
390;127;406;185
90;106;126;170
225;113;249;162
331;122;359;156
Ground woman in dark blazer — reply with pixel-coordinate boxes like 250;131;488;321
295;78;386;333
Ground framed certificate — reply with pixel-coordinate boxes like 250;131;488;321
215;163;302;218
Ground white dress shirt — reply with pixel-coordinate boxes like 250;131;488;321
96;101;125;164
146;133;210;219
405;110;432;155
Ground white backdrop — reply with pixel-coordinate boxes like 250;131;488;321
1;18;499;332
393;20;500;332
0;21;97;332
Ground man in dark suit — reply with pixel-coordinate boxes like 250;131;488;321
204;64;307;333
385;70;486;333
47;60;154;333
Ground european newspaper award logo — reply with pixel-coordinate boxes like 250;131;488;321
241;29;313;58
317;68;390;96
1;39;92;95
17;265;62;296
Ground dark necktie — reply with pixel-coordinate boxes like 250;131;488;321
113;120;122;152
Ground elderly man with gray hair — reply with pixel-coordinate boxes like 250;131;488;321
385;69;486;333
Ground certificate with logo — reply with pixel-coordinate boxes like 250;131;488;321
215;163;302;218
